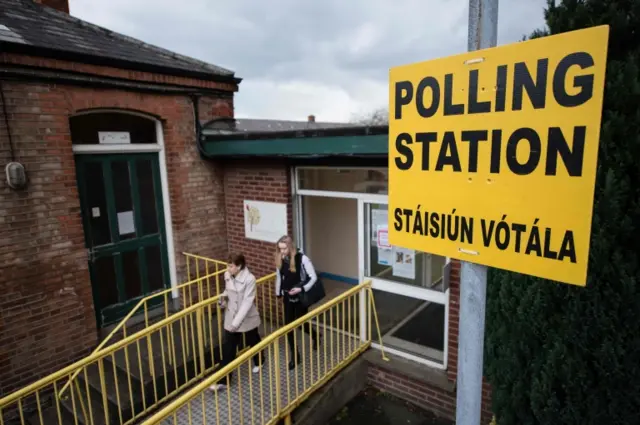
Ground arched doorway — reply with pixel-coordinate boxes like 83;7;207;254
70;110;174;328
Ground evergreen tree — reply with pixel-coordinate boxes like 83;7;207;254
485;1;640;424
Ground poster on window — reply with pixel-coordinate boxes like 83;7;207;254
392;247;416;279
376;225;392;265
371;208;387;247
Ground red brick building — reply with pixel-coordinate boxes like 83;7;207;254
1;0;491;422
0;0;238;395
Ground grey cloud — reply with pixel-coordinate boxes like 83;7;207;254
71;0;548;120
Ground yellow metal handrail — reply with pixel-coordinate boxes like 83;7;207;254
0;294;223;425
57;253;227;401
0;272;280;425
140;280;388;425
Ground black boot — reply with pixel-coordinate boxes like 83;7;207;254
312;336;322;350
288;352;302;370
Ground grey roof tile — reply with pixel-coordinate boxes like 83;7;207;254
0;24;27;44
0;0;237;80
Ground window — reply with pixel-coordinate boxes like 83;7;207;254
294;166;448;367
298;168;388;194
70;112;157;145
373;289;446;364
363;202;447;365
365;203;446;291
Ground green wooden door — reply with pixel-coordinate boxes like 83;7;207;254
75;153;171;327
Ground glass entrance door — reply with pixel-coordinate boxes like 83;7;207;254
359;199;449;366
75;153;171;327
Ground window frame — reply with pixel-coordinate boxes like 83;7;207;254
293;166;449;370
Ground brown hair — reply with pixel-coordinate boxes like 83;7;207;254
275;235;297;272
227;253;246;269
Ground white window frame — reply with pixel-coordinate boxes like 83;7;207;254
71;109;179;298
293;166;449;370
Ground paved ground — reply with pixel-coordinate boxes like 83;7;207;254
328;386;453;425
163;326;362;425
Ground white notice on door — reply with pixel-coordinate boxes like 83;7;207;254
378;247;393;266
377;225;393;265
117;210;135;235
91;207;100;218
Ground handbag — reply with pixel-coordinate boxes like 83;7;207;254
298;260;326;308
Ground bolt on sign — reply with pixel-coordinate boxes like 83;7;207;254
388;25;609;286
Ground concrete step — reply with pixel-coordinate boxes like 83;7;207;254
27;405;72;425
98;301;179;345
111;317;221;386
77;358;143;423
25;310;224;425
59;383;109;425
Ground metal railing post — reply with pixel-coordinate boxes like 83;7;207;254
196;307;206;376
274;337;282;416
359;287;367;343
98;359;110;425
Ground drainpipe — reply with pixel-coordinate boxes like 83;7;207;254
190;95;236;159
190;94;206;158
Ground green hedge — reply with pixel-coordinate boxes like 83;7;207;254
485;1;640;425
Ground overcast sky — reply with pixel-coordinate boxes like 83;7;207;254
70;0;548;123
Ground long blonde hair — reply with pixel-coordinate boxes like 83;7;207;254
275;235;297;272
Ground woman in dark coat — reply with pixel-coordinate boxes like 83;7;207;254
274;235;322;370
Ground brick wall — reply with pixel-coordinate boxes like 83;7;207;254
368;362;492;424
223;160;292;276
223;160;293;325
0;80;233;395
368;364;456;420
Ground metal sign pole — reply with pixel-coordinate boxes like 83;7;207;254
456;1;499;425
456;261;488;425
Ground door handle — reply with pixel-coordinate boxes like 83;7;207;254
87;248;96;263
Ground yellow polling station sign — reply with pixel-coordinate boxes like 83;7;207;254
388;25;609;286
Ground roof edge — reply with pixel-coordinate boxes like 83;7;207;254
211;153;389;160
203;124;389;142
0;42;242;85
200;131;389;159
0;64;235;96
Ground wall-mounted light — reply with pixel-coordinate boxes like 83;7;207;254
5;162;27;190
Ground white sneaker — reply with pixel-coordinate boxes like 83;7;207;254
252;366;261;374
209;383;226;391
